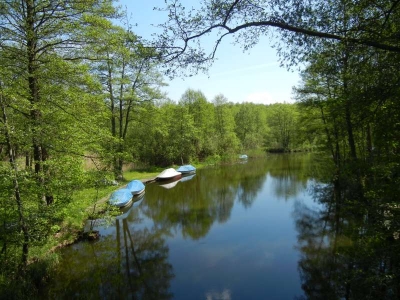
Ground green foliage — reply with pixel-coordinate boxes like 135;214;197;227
0;0;120;291
234;103;268;150
265;103;299;151
89;21;166;178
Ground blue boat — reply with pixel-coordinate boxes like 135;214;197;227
176;164;196;174
116;192;145;220
239;154;248;159
109;188;133;207
126;180;145;195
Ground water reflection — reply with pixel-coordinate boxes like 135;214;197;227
48;154;326;299
48;211;174;299
142;157;273;240
294;180;400;299
158;179;181;189
179;174;196;182
268;154;312;200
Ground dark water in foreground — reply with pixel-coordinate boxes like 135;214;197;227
46;154;400;299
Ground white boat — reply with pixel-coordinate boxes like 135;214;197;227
156;168;182;181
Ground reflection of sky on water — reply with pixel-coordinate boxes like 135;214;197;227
206;289;232;300
164;172;317;300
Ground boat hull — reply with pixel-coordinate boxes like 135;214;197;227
156;174;182;181
156;168;182;181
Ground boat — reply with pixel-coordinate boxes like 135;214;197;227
109;188;133;207
116;192;145;220
176;164;196;174
239;154;248;159
156;168;182;181
126;180;145;195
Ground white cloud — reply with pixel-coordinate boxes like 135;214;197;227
244;91;276;105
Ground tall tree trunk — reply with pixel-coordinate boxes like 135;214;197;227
107;56;120;178
344;98;357;161
366;123;373;161
116;61;127;178
319;104;338;166
1;91;29;271
342;51;357;161
26;0;53;205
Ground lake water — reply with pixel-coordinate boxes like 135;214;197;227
47;154;324;299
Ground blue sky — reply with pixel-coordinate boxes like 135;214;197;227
117;0;300;105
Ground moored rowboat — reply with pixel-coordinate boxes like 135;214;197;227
109;188;133;207
126;180;145;195
176;164;196;174
156;168;182;181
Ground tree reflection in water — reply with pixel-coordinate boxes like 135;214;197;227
294;181;400;299
47;213;174;299
141;158;270;240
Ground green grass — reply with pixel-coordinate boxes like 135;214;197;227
30;185;118;259
122;167;164;181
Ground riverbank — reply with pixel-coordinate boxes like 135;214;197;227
29;152;263;273
51;168;166;247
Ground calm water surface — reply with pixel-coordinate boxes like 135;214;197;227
49;154;322;299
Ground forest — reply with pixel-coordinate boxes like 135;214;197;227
1;0;400;297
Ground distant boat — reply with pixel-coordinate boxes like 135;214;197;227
176;164;196;175
109;188;133;208
126;180;145;196
156;168;182;181
239;154;248;159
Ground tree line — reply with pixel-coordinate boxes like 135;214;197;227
128;90;316;167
